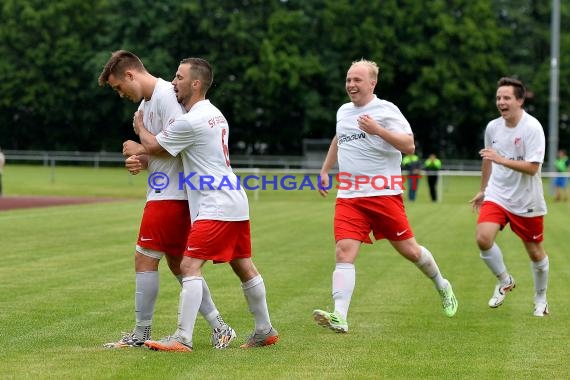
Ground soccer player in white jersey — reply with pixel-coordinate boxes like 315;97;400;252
469;77;549;317
313;59;458;333
128;57;278;352
98;50;235;349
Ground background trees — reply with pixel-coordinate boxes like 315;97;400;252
0;0;568;159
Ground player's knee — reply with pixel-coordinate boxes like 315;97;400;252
475;233;493;251
335;242;358;263
230;258;259;282
398;244;422;262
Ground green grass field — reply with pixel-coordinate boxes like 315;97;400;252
1;165;569;379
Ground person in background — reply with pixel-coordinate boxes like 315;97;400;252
424;153;442;202
553;149;568;202
402;152;421;201
0;147;5;196
469;77;549;317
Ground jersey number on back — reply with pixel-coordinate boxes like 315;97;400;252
221;128;231;167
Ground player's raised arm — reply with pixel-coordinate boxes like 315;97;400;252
319;135;338;197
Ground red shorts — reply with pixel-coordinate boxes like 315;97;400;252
477;201;544;242
185;220;252;263
334;195;414;243
137;200;190;256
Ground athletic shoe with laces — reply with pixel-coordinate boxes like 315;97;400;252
488;275;516;308
533;302;549;317
439;282;458;317
144;335;193;352
103;331;146;349
211;324;237;349
312;309;348;333
240;327;279;348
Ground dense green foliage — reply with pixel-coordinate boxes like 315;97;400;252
0;0;568;158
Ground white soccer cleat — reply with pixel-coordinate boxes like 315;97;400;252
312;309;348;333
103;331;146;348
533;302;549;317
211;324;237;349
488;275;516;308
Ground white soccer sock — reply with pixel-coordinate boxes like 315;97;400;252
135;271;159;339
178;275;224;329
531;256;549;303
332;263;355;320
175;276;203;346
200;279;225;329
414;246;447;290
480;243;509;282
242;275;272;333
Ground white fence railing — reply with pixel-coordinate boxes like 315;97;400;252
3;150;489;170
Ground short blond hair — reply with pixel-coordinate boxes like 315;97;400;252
350;59;379;81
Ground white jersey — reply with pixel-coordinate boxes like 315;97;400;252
336;95;413;198
483;111;547;216
138;78;186;201
156;99;249;223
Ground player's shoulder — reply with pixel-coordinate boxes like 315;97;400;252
376;97;398;110
178;100;218;124
486;116;503;130
521;111;543;130
154;78;174;92
338;101;353;113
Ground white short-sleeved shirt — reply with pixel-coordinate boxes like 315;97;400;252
483;111;547;216
138;78;186;201
156;99;249;223
336;95;413;198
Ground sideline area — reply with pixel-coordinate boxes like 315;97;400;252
0;196;117;211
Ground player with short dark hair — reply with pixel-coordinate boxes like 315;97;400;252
99;50;235;348
469;77;549;317
125;57;279;352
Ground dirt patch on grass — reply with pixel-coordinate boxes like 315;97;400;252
0;196;118;211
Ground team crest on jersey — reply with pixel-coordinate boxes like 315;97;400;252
514;137;522;146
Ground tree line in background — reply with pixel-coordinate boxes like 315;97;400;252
0;0;568;159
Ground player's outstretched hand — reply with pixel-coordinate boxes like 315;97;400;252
133;110;144;135
357;114;382;135
318;172;330;197
125;155;142;175
469;191;485;213
123;140;144;157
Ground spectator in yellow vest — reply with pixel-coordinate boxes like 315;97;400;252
554;149;568;202
424;153;442;202
402;153;421;201
0;147;5;196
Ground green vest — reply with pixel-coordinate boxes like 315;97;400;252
402;154;419;167
424;158;442;171
555;157;568;172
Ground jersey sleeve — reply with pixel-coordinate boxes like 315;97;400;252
524;123;546;163
483;121;494;148
380;103;412;135
156;119;193;157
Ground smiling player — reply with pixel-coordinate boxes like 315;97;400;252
470;77;549;317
